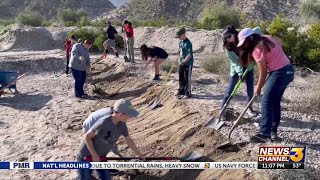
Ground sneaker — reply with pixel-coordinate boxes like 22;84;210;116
109;169;120;176
271;132;282;142
175;92;184;96
247;108;258;117
182;95;191;99
115;52;119;58
152;75;160;81
250;133;270;143
104;49;109;54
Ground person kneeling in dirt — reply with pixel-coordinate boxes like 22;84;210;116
103;21;119;58
69;39;93;99
221;25;261;119
140;44;169;80
238;28;294;142
77;99;146;180
175;27;194;99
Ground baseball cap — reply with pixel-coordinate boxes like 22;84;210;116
175;27;186;38
223;25;238;39
237;28;255;47
113;99;139;118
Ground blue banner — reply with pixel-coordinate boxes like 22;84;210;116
0;162;10;169
33;162;91;169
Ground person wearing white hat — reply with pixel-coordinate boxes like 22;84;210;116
237;28;294;143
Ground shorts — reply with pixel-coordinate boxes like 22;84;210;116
104;39;116;47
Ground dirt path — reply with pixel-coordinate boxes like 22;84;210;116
0;50;319;179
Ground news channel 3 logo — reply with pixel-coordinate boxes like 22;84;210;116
289;147;306;163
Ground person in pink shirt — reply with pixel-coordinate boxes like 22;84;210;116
237;28;294;143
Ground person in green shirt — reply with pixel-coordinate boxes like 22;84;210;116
221;25;262;118
175;27;194;99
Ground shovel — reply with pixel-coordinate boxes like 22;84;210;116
147;61;176;110
217;95;257;149
83;151;202;162
205;68;250;130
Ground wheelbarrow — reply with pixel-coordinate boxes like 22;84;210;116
0;71;27;97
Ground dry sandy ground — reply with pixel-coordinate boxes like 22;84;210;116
0;50;319;180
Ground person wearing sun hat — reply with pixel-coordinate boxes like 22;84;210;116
77;98;146;179
237;28;294;143
221;25;262;119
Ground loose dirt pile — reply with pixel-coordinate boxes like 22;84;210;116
0;26;75;52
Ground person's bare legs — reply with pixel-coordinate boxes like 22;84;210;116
152;58;164;80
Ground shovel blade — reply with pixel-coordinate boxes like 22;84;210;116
205;114;225;130
217;141;233;150
149;99;163;110
182;151;203;161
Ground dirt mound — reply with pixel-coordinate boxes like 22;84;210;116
134;27;224;55
0;26;74;52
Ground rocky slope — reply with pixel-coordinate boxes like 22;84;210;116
0;0;115;20
109;0;302;21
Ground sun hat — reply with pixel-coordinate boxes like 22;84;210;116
237;28;255;47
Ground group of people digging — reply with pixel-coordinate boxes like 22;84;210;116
69;23;294;179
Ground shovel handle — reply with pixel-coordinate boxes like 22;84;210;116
227;95;257;141
83;156;180;162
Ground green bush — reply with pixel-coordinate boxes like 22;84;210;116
115;35;124;48
16;11;45;27
69;28;125;52
77;16;91;27
57;8;88;26
0;19;14;26
94;33;106;51
198;3;240;30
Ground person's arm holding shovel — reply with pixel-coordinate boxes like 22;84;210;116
84;131;101;162
124;136;146;160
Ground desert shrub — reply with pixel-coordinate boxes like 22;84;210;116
94;34;106;51
57;8;88;26
16;11;44;27
69;28;125;52
161;60;178;74
200;54;229;81
77;16;91;27
115;35;124;48
300;0;320;22
198;3;240;30
0;19;14;26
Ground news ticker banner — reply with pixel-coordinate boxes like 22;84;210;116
0;161;304;170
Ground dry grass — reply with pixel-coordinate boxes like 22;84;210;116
200;54;229;82
290;75;320;114
161;60;178;74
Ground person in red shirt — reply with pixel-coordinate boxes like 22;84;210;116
64;35;76;75
123;20;135;62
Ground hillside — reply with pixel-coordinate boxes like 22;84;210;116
109;0;129;7
0;0;116;20
111;0;302;21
